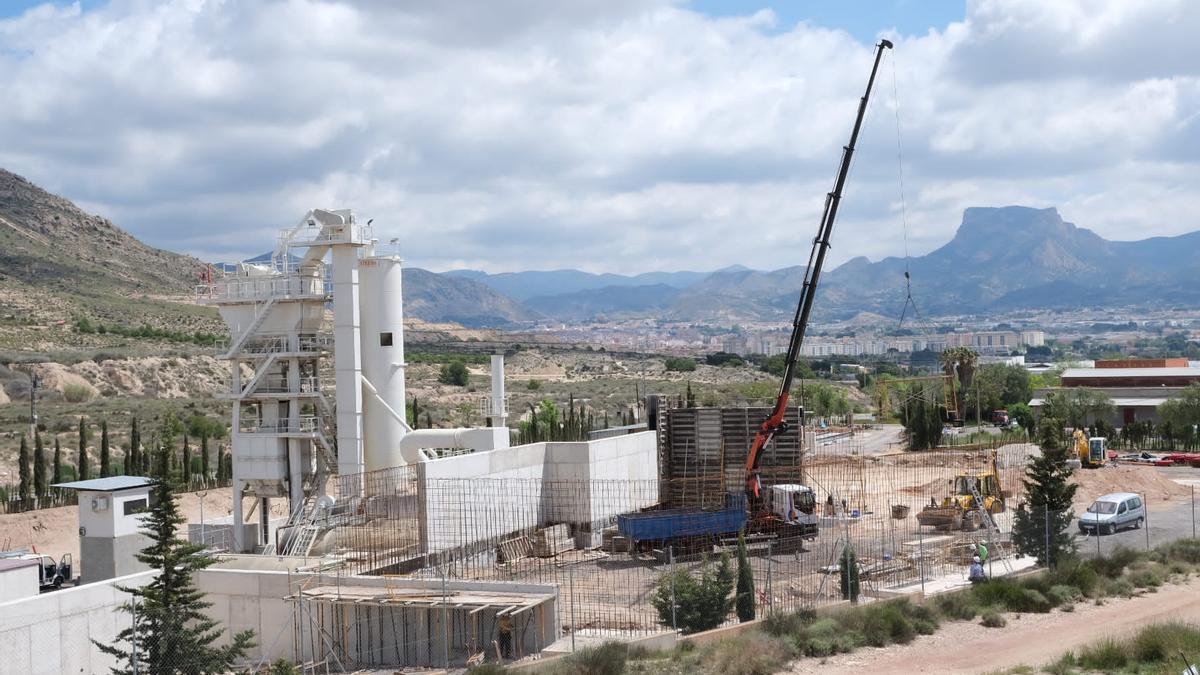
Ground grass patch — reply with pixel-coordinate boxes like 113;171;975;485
1032;623;1200;674
980;609;1006;628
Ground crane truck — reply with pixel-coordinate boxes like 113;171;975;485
617;39;893;554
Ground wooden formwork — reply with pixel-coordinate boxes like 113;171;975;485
661;406;804;507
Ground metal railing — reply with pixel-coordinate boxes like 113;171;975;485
196;274;325;302
242;415;323;434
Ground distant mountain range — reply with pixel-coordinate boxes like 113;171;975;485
6;166;1196;331
442;206;1200;324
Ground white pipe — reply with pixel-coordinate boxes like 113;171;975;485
361;375;413;432
399;429;472;464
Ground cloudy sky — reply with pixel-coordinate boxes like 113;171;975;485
0;0;1197;274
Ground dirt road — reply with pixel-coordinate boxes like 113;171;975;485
788;577;1200;674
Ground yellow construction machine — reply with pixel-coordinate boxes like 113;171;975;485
1074;429;1107;468
916;451;1006;531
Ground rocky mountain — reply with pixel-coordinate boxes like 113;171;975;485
0;168;218;339
467;206;1200;323
401;268;539;327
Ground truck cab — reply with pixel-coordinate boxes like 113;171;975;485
765;484;818;535
33;553;71;590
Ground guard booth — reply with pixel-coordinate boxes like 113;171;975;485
52;476;156;584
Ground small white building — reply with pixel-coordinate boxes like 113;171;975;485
52;476;156;584
0;558;40;603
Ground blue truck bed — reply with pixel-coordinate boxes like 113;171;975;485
617;495;748;542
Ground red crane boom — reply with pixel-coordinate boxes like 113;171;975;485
745;39;893;500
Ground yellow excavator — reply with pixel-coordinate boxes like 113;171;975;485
916;451;1006;531
1074;429;1107;468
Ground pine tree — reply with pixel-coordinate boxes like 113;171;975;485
200;432;210;485
181;435;192;487
77;418;90;481
735;533;755;622
18;435;31;503
1012;416;1078;567
33;432;48;498
52;437;63;485
93;445;255;672
99;421;112;478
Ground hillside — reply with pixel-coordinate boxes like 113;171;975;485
0;168;218;347
401;268;539;327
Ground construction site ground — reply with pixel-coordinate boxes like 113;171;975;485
789;575;1200;675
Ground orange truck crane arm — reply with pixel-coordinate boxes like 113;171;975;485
745;39;893;499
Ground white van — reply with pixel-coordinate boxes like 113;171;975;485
1078;492;1145;535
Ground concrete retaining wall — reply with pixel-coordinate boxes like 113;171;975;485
0;570;154;675
419;432;658;552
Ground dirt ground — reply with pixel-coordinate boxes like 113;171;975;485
0;488;290;575
789;576;1200;674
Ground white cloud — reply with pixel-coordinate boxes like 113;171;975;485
0;0;1196;274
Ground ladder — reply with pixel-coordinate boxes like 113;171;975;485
287;525;320;557
967;482;1013;576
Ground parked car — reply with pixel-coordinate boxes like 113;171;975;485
1078;492;1145;535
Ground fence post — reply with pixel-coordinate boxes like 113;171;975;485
1193;485;1196;540
131;596;138;675
766;540;773;618
569;563;577;653
669;545;677;632
1143;493;1150;552
917;524;925;596
441;565;450;667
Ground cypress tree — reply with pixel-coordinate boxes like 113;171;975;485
735;533;756;622
52;437;63;485
34;432;48;498
424;412;433;429
94;445;255;672
200;432;210;485
99;421;112;478
142;440;152;475
839;546;860;602
130;418;141;476
222;452;232;483
77;418;90;481
1012;416;1079;567
18;435;31;503
181;435;191;486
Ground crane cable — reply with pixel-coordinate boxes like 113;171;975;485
891;53;928;334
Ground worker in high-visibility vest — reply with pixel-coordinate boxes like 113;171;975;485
976;542;989;565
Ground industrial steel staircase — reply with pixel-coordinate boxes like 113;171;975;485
222;297;278;359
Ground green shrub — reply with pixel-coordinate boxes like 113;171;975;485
1161;538;1200;564
790;617;861;657
905;602;939;635
1075;639;1127;671
971;580;1052;613
1045;561;1100;597
1128;565;1164;589
62;383;94;403
934;591;979;621
1131;623;1200;663
706;632;793;675
980;609;1006;628
527;379;541;391
1105;577;1136;598
439;360;470;386
664;357;697;373
650;555;734;634
1092;546;1142;578
553;642;627;675
1045;584;1082;608
762;609;815;637
859;602;916;647
268;659;302;675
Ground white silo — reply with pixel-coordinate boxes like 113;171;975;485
358;253;408;470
